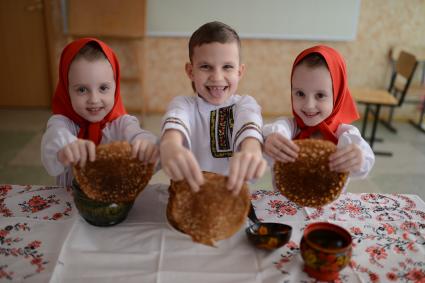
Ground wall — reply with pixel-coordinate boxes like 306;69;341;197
147;0;360;41
48;0;425;118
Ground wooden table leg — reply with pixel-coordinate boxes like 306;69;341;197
371;104;393;156
361;104;370;137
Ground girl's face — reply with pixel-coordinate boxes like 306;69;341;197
185;42;244;106
291;64;333;127
68;57;116;122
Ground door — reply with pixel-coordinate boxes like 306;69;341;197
0;0;51;107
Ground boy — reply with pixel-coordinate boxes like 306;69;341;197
160;21;266;194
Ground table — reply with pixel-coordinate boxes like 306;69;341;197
351;88;398;156
1;184;425;282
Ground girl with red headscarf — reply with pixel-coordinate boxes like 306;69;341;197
263;45;374;181
41;38;158;187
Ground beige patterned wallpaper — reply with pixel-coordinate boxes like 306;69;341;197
50;0;425;118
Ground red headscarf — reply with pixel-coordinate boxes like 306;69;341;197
52;38;127;145
292;45;359;144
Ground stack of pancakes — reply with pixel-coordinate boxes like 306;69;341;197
167;172;250;246
274;139;348;207
73;141;154;203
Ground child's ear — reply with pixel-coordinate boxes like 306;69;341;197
238;63;246;78
185;62;194;80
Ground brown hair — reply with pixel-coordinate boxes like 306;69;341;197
73;41;107;61
188;21;241;62
295;52;328;69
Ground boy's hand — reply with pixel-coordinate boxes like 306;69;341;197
160;130;204;192
57;139;96;168
264;133;299;162
227;138;267;195
329;144;363;174
131;138;159;164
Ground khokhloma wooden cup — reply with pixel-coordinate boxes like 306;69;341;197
300;222;352;281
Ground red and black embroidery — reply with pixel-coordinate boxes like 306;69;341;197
233;122;262;149
210;105;234;158
162;117;190;136
218;106;234;150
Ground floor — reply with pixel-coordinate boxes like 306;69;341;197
1;109;424;200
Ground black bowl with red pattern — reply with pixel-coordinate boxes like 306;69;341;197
245;203;292;250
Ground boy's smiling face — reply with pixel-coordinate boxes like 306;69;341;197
185;42;244;105
68;58;116;122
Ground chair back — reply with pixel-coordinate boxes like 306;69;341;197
388;50;418;106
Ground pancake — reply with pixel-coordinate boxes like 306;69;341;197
73;141;154;203
274;139;348;207
167;172;250;246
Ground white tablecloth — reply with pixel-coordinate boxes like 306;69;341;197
1;184;425;282
49;185;263;283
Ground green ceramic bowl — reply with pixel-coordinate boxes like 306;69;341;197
71;179;134;227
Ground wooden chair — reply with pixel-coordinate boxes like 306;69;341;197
390;46;425;133
402;84;425;133
408;87;425;133
351;50;418;156
376;50;419;133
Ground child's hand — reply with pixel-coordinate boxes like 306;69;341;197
329;144;363;174
227;138;267;195
160;130;204;192
131;138;159;164
264;133;299;162
57;139;96;168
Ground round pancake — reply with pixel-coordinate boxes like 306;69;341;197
167;172;250;246
274;139;348;207
73;141;154;203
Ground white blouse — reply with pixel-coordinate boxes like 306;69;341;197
161;94;263;175
263;117;375;190
41;114;158;187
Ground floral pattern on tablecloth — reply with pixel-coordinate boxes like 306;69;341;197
251;190;425;222
347;220;425;282
273;240;299;274
0;222;48;281
0;184;74;220
251;190;425;283
251;190;307;221
0;185;76;282
319;194;421;222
